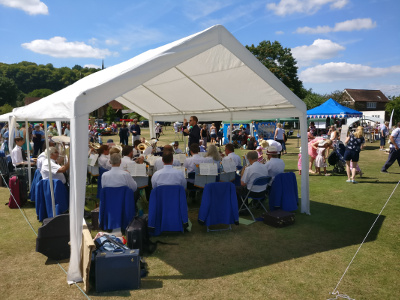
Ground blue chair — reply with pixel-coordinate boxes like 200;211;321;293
148;185;188;236
269;172;298;212
99;186;135;231
96;167;108;199
30;169;42;202
239;176;271;221
35;179;69;222
198;182;239;232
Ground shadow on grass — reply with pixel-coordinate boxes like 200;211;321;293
147;201;384;280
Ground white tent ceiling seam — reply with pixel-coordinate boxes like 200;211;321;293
7;24;310;284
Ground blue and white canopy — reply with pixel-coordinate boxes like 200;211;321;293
307;98;362;119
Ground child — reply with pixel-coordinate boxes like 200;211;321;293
298;147;302;175
256;146;265;163
315;140;330;176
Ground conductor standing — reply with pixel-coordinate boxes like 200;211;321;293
184;116;201;147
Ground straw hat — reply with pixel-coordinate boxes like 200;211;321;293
318;140;326;147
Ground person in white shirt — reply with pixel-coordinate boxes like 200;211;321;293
173;141;183;154
36;150;47;171
184;143;206;174
97;145;112;170
40;147;70;184
151;152;186;189
10;137;26;166
264;145;285;183
223;143;241;167
102;153;137;193
153;145;180;172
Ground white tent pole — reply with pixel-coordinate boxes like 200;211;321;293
56;120;62;136
299;114;310;214
148;116;154;139
8;115;16;151
229;114;233;143
25;120;32;190
44;120;56;217
250;122;253;137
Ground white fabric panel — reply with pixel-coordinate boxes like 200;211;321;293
67;114;89;283
300;115;310;214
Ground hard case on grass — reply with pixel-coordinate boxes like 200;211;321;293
262;210;295;228
91;207;100;230
95;247;140;293
125;215;148;255
36;214;70;260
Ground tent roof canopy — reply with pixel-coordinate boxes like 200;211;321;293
11;25;306;123
307;98;362;119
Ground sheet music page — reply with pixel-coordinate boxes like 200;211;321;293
127;163;147;176
88;154;98;166
199;163;218;176
198;152;207;157
173;166;187;178
174;154;187;164
146;155;158;166
221;159;236;173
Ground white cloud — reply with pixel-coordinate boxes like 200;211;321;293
300;62;400;83
21;37;116;59
84;64;101;69
267;0;348;16
0;0;48;15
105;39;119;46
276;30;285;35
296;18;377;34
184;0;235;21
292;39;345;67
88;38;98;45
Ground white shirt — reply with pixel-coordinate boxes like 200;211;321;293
174;148;183;154
241;161;269;192
390;127;400;148
98;154;112;170
36;152;46;171
184;154;206;173
41;159;66;184
265;158;285;182
11;145;24;165
102;167;137;192
153;157;181;172
223;152;241;167
151;165;186;189
120;156;136;170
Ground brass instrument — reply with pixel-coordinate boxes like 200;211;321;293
137;143;147;151
89;142;101;150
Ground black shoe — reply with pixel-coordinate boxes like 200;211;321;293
381;170;388;173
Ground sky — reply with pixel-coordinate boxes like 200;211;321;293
1;0;399;97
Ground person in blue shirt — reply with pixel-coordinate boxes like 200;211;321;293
32;124;45;157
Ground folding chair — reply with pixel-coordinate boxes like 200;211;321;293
239;176;271;222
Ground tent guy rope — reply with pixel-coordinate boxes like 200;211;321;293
328;179;400;300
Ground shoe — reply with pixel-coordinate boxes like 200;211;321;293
346;179;352;182
381;170;388;173
352;180;358;184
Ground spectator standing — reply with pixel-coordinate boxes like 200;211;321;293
119;124;129;145
379;121;389;150
344;126;365;183
130;119;141;145
274;123;286;155
381;122;400;173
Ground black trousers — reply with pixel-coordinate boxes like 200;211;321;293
381;148;400;171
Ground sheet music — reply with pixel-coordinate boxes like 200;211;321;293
173;166;187;178
221;159;236;173
174;154;187;164
198;152;207;157
88;154;98;166
199;163;218;176
146;155;158;166
127;163;147;176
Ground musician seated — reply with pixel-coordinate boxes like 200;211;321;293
133;140;141;157
97;145;112;170
264;146;285;183
173;141;183;154
222;143;242;167
102;153;138;193
153;145;180;172
121;145;144;170
184;143;207;191
40;147;70;184
11;137;27;167
151;152;186;189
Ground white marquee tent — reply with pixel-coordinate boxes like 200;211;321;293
7;25;310;283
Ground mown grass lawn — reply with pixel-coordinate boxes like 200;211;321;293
0;126;399;299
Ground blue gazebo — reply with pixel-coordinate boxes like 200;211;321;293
307;98;362;119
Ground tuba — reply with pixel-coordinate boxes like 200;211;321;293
137;143;147;152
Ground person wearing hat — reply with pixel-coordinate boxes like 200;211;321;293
264;145;285;183
155;123;161;139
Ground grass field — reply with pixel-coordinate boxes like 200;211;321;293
0;125;399;299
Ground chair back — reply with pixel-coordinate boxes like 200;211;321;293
199;182;239;227
252;176;272;187
30;169;42;203
148;185;188;236
96;166;108;199
269;172;298;211
99;186;135;231
35;179;68;221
